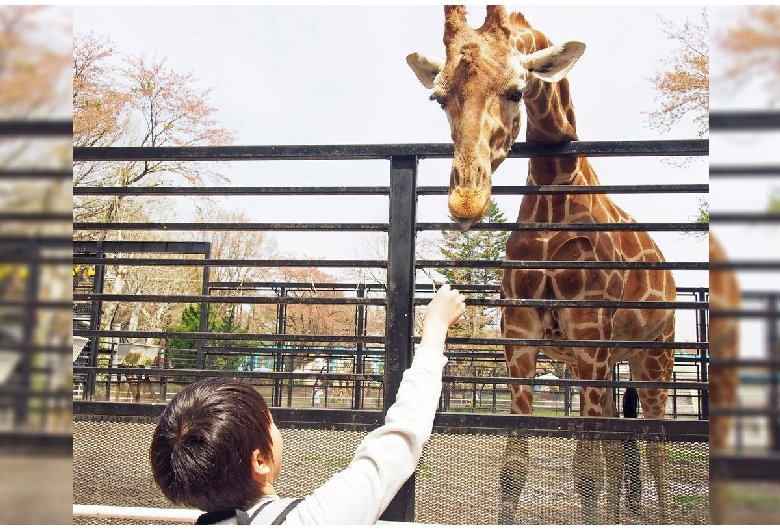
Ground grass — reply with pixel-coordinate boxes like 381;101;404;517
672;494;708;515
637;444;708;462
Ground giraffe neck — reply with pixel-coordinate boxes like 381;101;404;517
512;26;581;186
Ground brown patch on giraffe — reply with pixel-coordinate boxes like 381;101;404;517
619;232;642;261
595;348;608;363
583;270;608;293
536;196;549;221
553;270;584;299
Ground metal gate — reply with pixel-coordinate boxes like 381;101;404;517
72;138;711;524
709;110;780;516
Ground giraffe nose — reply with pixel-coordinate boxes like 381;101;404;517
451;164;484;190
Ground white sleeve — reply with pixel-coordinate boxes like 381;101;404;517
281;345;447;525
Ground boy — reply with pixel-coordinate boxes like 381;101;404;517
150;284;466;524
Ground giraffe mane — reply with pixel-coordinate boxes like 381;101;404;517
508;11;531;29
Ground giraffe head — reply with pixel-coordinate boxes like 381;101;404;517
407;6;585;230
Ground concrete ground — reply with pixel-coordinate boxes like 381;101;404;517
0;455;73;525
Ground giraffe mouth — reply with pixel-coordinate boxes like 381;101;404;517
457;217;477;231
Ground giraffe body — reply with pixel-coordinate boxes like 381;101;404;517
408;6;677;524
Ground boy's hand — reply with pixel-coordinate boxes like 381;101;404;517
420;284;466;350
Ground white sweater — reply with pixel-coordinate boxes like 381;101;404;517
235;345;447;525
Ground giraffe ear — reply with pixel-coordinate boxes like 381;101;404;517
406;52;445;90
520;41;586;84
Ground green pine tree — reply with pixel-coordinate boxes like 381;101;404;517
437;199;509;338
166;304;254;370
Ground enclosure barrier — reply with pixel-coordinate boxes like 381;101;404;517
0;120;72;454
73;137;710;524
709;110;780;484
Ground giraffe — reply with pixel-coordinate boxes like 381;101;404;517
708;234;740;524
407;6;677;524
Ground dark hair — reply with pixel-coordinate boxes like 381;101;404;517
149;377;274;512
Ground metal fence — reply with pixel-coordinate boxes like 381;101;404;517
0;120;72;455
72;138;711;523
709;110;780;483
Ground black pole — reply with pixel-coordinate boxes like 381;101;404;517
197;244;211;370
87;242;105;400
381;155;417;522
355;283;366;409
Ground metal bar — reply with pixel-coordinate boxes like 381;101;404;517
417;184;709;195
86;245;105;401
383;154;418;522
73;240;211;254
73;293;705;310
70;257;703;270
710;454;780;481
417;222;707;232
0;120;73;136
0;169;72;180
73;183;708;196
72;139;708;162
710;165;780;178
708;261;780;271
74;186;391;196
197;243;211;370
71;366;384;382
0;432;73;456
710;213;780;223
417;259;707;270
72;329;702;349
74;222;389;232
710;110;780;130
75;221;705;233
72;404;707;442
0;212;73;222
71;257;387;268
768;295;780;452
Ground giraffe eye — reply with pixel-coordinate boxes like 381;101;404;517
429;93;447;109
506;88;524;103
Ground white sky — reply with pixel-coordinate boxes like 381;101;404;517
73;6;714;350
710;6;780;362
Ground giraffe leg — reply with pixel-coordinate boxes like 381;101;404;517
499;434;528;525
602;381;624;524
560;304;615;525
574;436;604;525
629;346;675;525
498;301;542;525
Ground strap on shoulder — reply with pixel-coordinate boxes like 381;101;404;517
235;509;251;524
194;509;236;525
270;498;304;525
246;499;275;523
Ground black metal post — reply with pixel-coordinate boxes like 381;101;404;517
698;288;709;420
355;283;366;409
768;295;779;452
14;245;39;426
87;243;105;401
196;244;211;370
381;155;417;522
275;286;287;408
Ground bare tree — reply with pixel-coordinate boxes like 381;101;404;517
645;8;709;138
714;6;780;105
73;32;235;235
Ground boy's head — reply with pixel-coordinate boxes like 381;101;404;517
150;377;277;512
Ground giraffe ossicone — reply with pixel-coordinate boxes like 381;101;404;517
408;5;677;525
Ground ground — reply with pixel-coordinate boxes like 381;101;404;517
73;420;712;525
